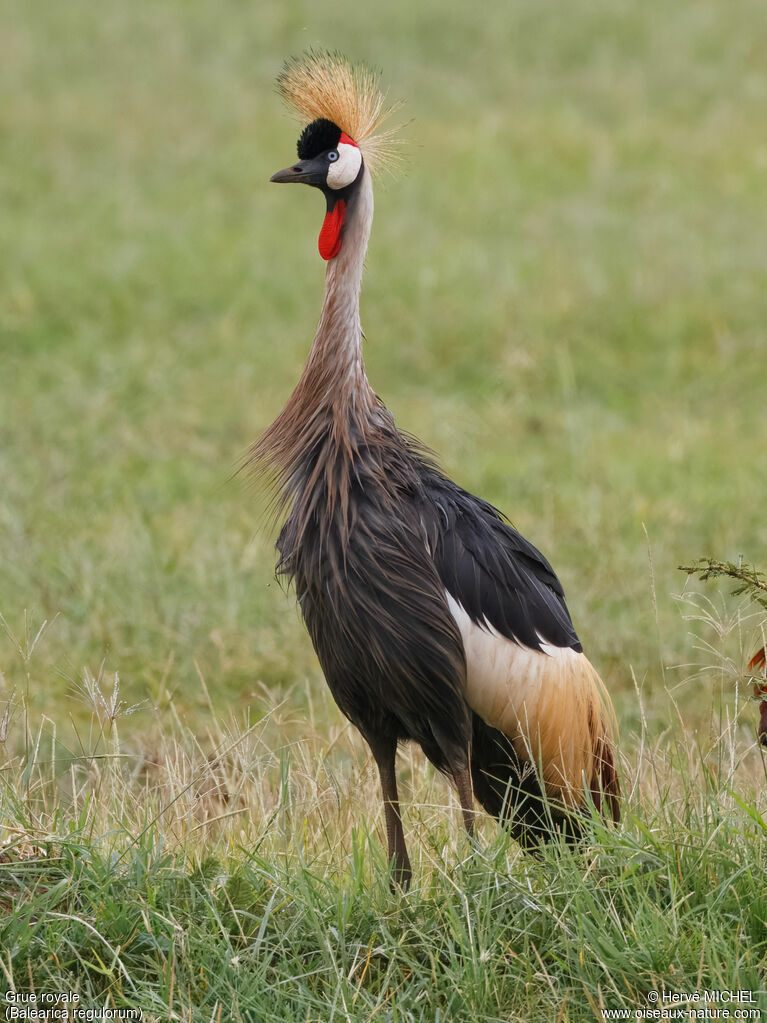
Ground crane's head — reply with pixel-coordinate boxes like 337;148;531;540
270;117;364;260
269;50;400;261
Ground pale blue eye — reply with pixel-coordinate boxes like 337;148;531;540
328;151;339;162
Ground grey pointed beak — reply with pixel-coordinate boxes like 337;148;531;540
270;156;327;187
270;164;308;184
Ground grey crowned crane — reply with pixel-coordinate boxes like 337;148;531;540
252;52;620;885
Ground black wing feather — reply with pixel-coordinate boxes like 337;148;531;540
417;466;582;652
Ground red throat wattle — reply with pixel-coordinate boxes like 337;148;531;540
318;200;346;260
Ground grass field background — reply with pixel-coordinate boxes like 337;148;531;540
2;0;767;1018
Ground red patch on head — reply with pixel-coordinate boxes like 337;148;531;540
318;200;346;260
339;132;357;148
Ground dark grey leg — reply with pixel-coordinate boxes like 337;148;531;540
428;718;477;840
453;765;476;837
368;735;412;888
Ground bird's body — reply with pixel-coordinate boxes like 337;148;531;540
254;53;619;882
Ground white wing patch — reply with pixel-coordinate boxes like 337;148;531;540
327;142;362;190
446;592;612;806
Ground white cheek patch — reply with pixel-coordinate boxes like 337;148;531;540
327;142;362;190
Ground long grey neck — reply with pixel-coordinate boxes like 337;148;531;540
250;167;382;497
303;167;375;406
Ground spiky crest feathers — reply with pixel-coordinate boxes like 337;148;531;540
276;50;401;173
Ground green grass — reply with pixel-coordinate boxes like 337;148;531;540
2;0;767;1017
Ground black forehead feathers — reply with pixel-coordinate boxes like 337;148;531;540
297;118;342;160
